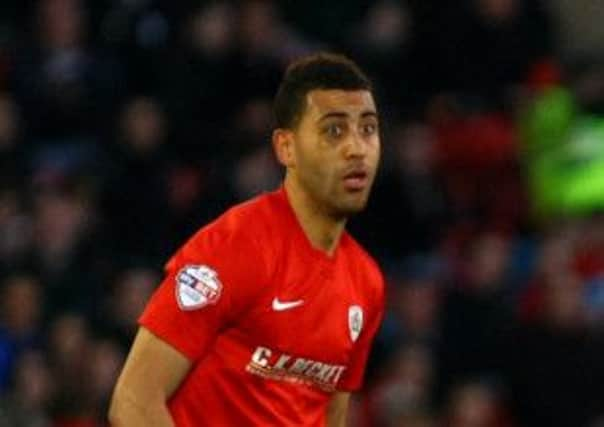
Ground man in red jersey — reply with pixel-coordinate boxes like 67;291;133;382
109;52;384;427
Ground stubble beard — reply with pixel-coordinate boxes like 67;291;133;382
297;169;373;221
324;185;373;221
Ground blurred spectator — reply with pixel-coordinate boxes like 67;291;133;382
0;2;22;83
47;314;89;381
84;339;124;423
379;257;442;351
232;145;281;200
102;96;170;261
30;185;102;317
163;159;234;249
102;92;229;279
571;63;604;113
95;0;171;93
357;122;450;257
226;96;280;199
504;266;604;427
0;350;54;427
366;343;435;427
188;1;235;57
10;0;122;142
226;97;274;157
518;229;576;322
413;0;553;104
348;1;414;109
118;95;166;157
0;188;32;271
238;0;308;64
159;1;241;146
280;0;369;46
437;232;513;402
232;0;298;107
548;0;604;62
431;102;524;227
353;1;411;55
444;381;512;427
97;266;157;351
0;93;24;187
0;275;43;390
46;313;94;424
542;271;585;329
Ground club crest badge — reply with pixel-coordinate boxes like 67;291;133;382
348;305;363;342
175;265;222;310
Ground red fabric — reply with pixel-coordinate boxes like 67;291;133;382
139;187;385;426
435;113;517;173
517;279;546;322
573;244;604;279
434;113;525;227
525;58;562;91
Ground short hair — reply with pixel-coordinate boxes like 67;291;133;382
273;52;373;129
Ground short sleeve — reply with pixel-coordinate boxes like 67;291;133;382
338;275;385;391
139;224;265;362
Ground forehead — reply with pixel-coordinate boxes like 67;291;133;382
303;89;376;119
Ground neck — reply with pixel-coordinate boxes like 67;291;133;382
284;174;346;256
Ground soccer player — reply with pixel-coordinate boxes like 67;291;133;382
108;52;385;427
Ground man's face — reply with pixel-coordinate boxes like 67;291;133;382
290;89;380;218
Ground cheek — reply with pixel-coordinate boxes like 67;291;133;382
295;140;328;182
297;137;329;169
373;141;381;159
368;141;381;169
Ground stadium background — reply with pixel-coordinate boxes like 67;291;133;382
1;0;604;426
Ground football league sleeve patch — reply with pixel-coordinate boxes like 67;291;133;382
175;264;223;310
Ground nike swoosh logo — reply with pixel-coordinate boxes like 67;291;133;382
272;298;304;311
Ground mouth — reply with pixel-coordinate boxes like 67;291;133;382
342;169;369;192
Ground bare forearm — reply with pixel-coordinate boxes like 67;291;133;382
108;328;192;427
109;387;175;427
327;392;350;427
327;411;347;427
327;406;347;427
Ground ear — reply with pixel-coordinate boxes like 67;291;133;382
272;128;295;168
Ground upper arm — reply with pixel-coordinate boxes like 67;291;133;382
112;327;192;404
327;392;351;427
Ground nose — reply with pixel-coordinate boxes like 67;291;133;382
343;130;368;159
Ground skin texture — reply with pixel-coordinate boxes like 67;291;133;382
109;89;381;426
327;391;352;427
108;327;190;426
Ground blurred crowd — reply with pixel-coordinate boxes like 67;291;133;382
0;0;603;426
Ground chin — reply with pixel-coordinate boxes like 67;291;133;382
332;198;368;218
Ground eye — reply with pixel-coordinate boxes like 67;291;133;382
325;123;344;138
361;123;378;136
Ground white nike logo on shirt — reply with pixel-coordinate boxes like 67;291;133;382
272;298;304;311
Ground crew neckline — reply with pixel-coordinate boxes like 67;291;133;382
274;186;346;264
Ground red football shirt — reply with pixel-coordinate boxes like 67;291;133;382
139;187;385;426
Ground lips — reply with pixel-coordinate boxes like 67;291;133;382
342;168;369;191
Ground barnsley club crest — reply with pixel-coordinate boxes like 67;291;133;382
348;305;364;342
175;265;222;310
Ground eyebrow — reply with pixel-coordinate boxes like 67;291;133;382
317;110;378;123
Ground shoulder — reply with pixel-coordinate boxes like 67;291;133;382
187;190;277;251
164;192;279;309
166;190;283;283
